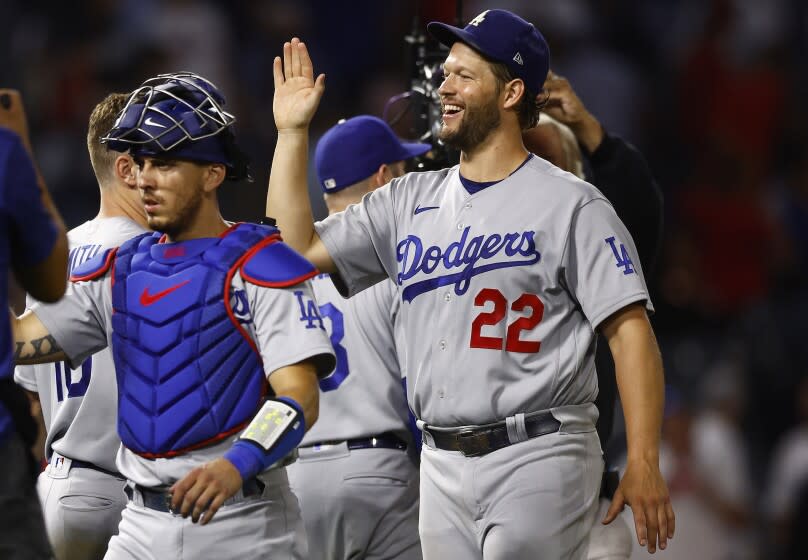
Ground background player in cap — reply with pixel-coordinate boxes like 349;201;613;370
11;72;335;559
14;91;150;560
0;89;68;560
267;10;674;558
286;115;427;560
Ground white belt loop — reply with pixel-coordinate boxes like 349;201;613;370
505;413;529;444
420;424;436;448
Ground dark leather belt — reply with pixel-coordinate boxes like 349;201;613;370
125;478;263;514
302;432;407;452
70;459;123;479
423;412;561;457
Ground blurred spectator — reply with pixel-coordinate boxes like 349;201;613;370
670;141;785;317
626;387;733;560
764;376;808;556
691;356;756;559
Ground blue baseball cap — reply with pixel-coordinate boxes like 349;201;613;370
427;9;550;95
315;116;431;193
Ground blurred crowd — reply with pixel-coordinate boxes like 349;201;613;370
2;0;807;558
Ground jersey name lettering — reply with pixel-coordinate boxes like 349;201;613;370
67;244;102;273
396;227;541;302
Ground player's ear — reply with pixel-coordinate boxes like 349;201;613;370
115;155;137;189
373;164;393;188
502;78;525;110
202;163;227;193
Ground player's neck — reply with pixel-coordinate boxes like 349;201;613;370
97;184;150;229
458;127;529;182
164;202;229;243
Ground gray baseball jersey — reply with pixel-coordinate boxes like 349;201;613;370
315;155;652;427
302;275;412;444
288;275;422;560
31;266;335;488
15;217;146;471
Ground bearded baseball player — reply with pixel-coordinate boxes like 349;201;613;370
12;72;335;559
13;91;149;560
285;115;428;560
267;10;674;558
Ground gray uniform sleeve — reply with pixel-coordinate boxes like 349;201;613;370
562;198;653;330
30;278;110;369
246;279;336;379
314;182;399;296
13;365;37;391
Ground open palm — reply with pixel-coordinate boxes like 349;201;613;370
273;38;325;132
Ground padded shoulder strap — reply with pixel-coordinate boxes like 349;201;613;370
241;238;318;287
70;247;117;282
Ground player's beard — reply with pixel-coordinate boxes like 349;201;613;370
147;186;204;240
438;94;501;152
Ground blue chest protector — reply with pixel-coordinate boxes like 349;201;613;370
71;222;318;458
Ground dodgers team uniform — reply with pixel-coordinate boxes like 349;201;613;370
15;217;146;560
287;276;421;559
30;223;335;560
315;155;653;559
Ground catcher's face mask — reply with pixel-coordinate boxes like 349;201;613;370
101;72;250;181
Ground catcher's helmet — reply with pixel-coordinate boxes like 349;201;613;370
101;72;250;181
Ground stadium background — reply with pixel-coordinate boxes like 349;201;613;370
2;1;807;558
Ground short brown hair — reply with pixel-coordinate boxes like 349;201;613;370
490;61;545;130
87;92;130;186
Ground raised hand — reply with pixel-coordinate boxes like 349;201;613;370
273;37;326;133
541;71;603;152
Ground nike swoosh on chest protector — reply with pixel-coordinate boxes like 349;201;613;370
139;280;191;306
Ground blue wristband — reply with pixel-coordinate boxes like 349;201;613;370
224;397;306;481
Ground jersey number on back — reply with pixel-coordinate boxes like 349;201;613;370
470;288;544;353
295;290;349;391
317;303;349;392
54;356;92;402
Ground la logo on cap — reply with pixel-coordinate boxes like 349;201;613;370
469;10;489;27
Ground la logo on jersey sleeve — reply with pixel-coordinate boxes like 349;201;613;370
294;290;325;330
604;236;635;275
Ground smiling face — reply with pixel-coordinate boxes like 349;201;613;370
133;156;212;238
437;42;503;153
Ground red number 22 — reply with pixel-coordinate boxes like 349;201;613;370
470;288;544;353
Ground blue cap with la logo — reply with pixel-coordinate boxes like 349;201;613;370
427;9;550;96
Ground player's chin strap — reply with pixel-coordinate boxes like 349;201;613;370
224;397;305;481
